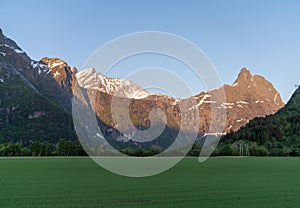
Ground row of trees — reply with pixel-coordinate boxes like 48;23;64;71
0;139;87;157
119;142;300;157
1;139;299;157
212;142;268;156
100;143;274;157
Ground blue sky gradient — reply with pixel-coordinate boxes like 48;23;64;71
1;0;299;102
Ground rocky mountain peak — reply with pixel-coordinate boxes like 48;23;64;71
233;67;253;85
41;57;69;71
71;66;78;74
0;30;25;54
0;30;30;69
76;68;150;99
40;57;75;90
220;68;285;132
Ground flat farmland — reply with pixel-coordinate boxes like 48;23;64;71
1;157;300;208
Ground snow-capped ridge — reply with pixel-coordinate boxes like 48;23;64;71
0;43;25;54
76;68;150;99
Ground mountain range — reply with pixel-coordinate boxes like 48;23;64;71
0;28;285;148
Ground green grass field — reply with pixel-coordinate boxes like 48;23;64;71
1;157;300;208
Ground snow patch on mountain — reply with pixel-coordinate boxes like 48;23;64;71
274;92;278;102
237;101;248;105
31;60;49;74
220;103;234;109
189;94;212;110
14;48;24;54
53;71;61;78
76;68;150;99
0;43;24;54
48;59;65;69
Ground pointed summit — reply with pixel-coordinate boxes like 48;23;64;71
76;68;149;99
71;66;78;74
233;67;253;85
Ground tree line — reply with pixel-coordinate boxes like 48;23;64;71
0;139;87;157
0;139;296;157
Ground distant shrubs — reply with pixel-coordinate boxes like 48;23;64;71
0;142;30;156
249;145;268;156
0;139;86;157
0;139;299;157
212;141;268;156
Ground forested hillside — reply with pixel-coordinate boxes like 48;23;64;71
221;87;300;156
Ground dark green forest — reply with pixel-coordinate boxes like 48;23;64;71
220;87;300;156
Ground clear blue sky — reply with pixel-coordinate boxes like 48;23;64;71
1;0;299;102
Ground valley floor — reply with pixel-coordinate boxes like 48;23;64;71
0;157;300;208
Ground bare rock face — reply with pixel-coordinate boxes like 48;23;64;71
75;67;284;145
216;68;284;132
40;57;77;106
41;57;73;89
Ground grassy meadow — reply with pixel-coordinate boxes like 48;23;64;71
1;157;300;208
